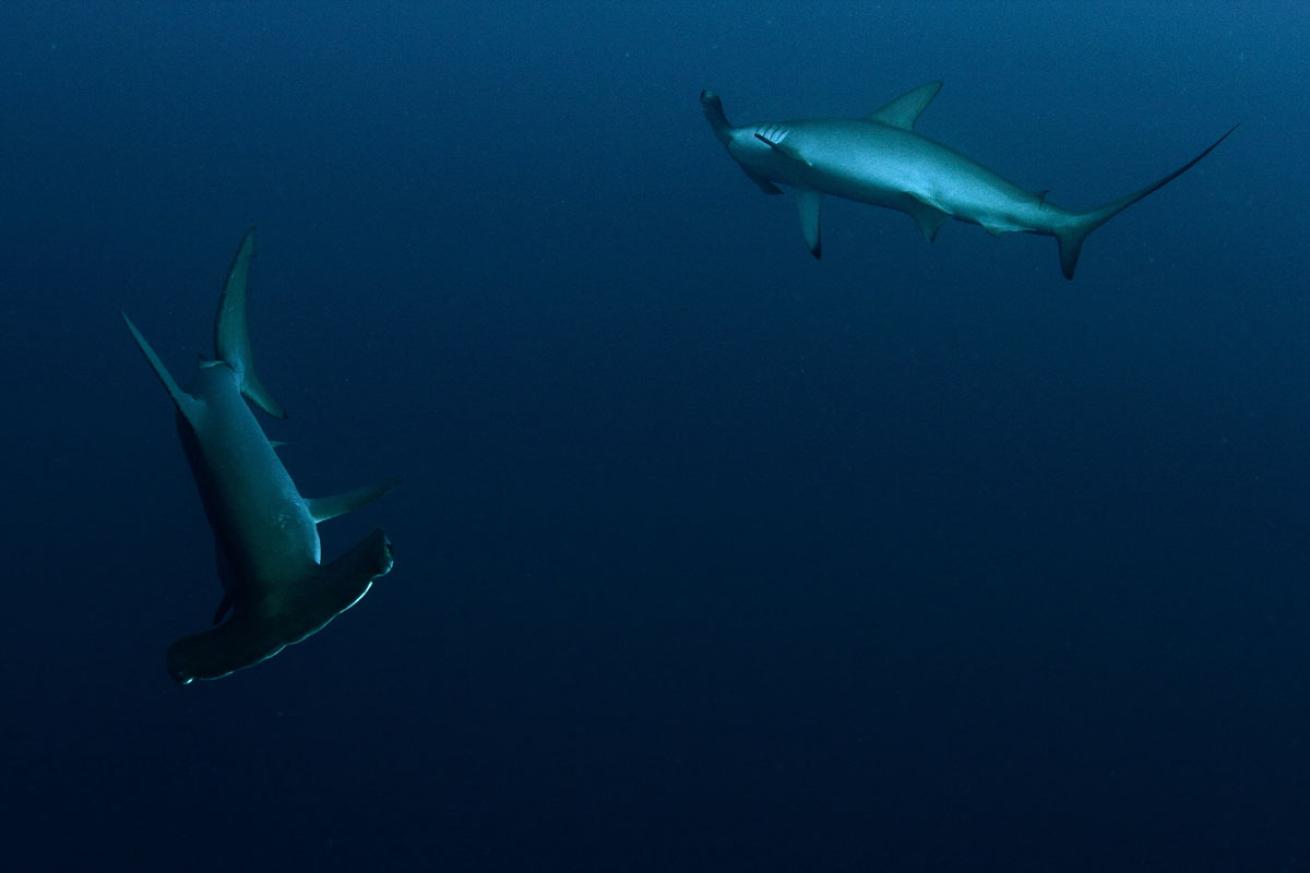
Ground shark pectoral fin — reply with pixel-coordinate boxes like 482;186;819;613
212;594;233;626
869;81;943;130
744;167;783;195
906;201;949;242
213;227;287;419
167;530;394;684
122;313;199;421
754;133;812;168
306;478;401;524
794;189;824;259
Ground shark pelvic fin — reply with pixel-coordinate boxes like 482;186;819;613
167;530;394;684
214;227;287;419
906;200;950;242
306;478;401;524
755;133;812;167
869;81;943;130
122;313;199;420
794;189;824;259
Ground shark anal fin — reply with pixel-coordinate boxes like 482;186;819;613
869;81;943;130
122;313;199;421
794;189;824;259
214;228;287;419
306;478;401;524
167;530;394;684
755;133;813;168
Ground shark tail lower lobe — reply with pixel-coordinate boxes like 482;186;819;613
166;530;394;684
213;227;287;418
1055;124;1237;280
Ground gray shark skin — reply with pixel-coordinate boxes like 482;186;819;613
701;82;1236;278
123;229;397;684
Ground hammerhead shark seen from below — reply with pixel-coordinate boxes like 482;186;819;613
701;82;1236;278
123;229;397;684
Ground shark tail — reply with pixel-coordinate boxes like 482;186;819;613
166;530;394;684
1054;124;1237;280
214;227;287;418
121;312;199;419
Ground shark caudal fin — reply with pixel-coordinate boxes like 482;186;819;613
122;313;200;420
1054;124;1237;280
213;227;287;418
166;529;394;684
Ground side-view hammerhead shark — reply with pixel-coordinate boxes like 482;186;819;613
701;82;1236;278
123;229;397;683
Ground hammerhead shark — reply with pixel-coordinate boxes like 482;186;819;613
123;229;396;683
701;82;1235;278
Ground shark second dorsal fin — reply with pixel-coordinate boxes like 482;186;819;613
214;227;287;419
869;81;943;130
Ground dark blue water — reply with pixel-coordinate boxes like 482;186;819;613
2;2;1307;870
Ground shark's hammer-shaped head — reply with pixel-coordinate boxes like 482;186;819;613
700;90;790;196
700;90;733;145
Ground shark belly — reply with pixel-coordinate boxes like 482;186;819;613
124;228;397;683
184;366;320;603
803;123;1052;234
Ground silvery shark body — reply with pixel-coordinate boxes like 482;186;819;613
124;229;396;683
701;82;1235;278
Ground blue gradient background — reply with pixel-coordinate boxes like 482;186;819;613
1;2;1306;870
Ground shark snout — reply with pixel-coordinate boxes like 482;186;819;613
701;90;732;145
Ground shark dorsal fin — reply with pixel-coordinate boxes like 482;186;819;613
869;81;943;130
214;227;287;419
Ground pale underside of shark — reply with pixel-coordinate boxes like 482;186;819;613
124;229;397;683
701;82;1235;278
